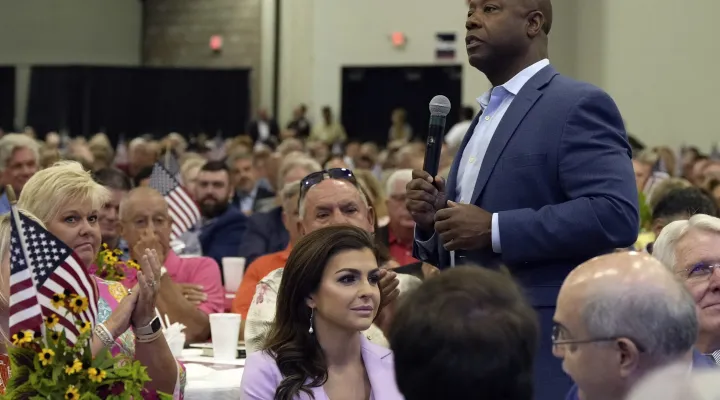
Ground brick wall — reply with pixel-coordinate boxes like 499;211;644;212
142;0;262;108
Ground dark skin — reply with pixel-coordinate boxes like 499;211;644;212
407;0;551;251
466;0;551;86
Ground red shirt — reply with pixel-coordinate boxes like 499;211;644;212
388;228;419;266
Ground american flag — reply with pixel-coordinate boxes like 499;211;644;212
149;159;200;239
8;209;98;345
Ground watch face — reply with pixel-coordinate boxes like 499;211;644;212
150;317;163;333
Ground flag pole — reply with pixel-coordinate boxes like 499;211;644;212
6;185;45;337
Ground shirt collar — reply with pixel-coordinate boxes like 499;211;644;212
477;58;551;108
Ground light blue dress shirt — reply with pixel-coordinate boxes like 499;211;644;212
418;59;550;257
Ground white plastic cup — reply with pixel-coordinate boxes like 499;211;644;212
166;332;186;358
222;257;246;293
210;313;241;360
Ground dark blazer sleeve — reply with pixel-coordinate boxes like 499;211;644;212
497;89;639;264
237;215;270;267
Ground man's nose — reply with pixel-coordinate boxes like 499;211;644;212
329;210;351;225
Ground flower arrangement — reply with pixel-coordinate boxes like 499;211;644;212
1;290;172;400
94;244;140;282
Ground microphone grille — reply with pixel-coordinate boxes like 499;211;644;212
429;95;452;117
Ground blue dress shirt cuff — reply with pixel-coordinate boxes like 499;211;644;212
491;213;501;254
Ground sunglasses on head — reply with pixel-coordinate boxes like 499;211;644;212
298;168;357;202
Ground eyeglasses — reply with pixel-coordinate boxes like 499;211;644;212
298;168;358;204
677;262;720;282
551;324;646;352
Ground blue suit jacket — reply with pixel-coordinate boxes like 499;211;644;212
414;65;639;305
198;207;248;269
237;207;289;268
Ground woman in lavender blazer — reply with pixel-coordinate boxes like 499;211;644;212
240;226;404;400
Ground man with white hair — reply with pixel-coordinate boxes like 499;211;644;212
0;133;39;214
555;252;700;400
383;169;418;265
243;168;399;353
654;214;720;365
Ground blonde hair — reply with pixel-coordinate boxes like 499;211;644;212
17;161;110;225
353;169;388;220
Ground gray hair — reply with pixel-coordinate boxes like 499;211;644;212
0;134;40;172
298;178;369;220
277;156;321;192
385;168;412;196
281;180;301;206
581;279;698;364
653;214;720;271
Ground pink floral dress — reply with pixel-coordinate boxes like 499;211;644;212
94;276;186;399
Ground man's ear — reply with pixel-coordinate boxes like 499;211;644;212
297;220;306;237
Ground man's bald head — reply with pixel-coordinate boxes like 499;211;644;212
118;186;173;261
119;186;166;220
515;0;553;35
560;252;697;362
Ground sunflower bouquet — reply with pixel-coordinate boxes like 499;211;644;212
1;290;172;400
94;244;140;282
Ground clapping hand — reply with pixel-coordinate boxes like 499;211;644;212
131;249;162;328
105;284;140;338
132;230;166;265
377;269;399;312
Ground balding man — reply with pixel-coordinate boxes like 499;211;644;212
0;133;39;214
654;214;720;365
555;252;701;400
244;168;399;353
117;187;224;343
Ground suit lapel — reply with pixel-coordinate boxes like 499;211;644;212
361;335;394;400
469;66;558;204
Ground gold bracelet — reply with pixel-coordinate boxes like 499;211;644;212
135;329;163;343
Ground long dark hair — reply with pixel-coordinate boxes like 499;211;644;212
263;225;378;400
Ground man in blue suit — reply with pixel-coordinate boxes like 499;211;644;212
406;1;639;399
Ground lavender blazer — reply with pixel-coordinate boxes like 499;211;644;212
240;334;404;400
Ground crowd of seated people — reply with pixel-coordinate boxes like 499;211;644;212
2;108;720;399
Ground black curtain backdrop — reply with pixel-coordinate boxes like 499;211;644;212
25;66;250;143
0;67;16;132
341;65;463;144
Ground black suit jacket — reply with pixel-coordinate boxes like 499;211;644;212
247;119;279;147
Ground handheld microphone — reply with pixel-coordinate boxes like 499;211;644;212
422;95;452;177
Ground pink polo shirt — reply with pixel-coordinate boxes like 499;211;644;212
96;250;225;315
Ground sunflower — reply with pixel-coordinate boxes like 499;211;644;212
45;313;60;329
49;330;61;343
38;348;55;366
77;321;91;334
69;296;89;314
65;385;80;400
113;248;123;256
102;243;108;250
11;330;33;346
87;367;107;383
103;253;115;265
51;293;66;309
127;260;140;270
64;358;83;375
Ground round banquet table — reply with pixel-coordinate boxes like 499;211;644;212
181;353;244;400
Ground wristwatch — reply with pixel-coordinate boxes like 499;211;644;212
135;316;162;336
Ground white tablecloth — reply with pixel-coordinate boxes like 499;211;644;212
181;355;244;400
